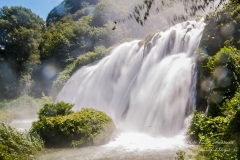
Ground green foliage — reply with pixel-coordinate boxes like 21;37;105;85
40;15;106;67
0;123;43;160
190;112;230;142
196;0;240;112
0;6;45;99
200;1;240;56
221;90;240;134
197;46;240;117
31;107;115;147
38;101;74;120
53;46;107;94
175;150;186;160
0;6;44;66
0;0;145;100
207;46;240;90
193;23;240;158
189;112;238;159
189;90;240;159
204;46;240;116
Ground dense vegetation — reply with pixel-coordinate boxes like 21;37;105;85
0;123;43;160
31;102;115;147
0;6;45;99
188;1;240;159
0;0;155;100
52;45;108;94
0;0;240;159
2;0;230;100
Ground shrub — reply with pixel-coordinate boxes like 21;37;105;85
52;46;107;95
190;1;240;159
196;46;240;117
38;101;74;120
189;112;230;142
196;0;240;112
189;111;238;159
207;46;240;99
200;1;240;56
175;150;186;160
31;107;115;147
0;123;43;160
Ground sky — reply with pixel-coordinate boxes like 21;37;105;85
0;0;63;21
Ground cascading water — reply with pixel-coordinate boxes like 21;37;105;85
57;19;205;138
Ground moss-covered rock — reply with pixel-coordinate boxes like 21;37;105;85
31;105;115;148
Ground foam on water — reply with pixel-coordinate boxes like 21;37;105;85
105;132;186;151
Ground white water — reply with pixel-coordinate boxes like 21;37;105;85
57;19;205;150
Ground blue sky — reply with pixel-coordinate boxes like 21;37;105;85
0;0;63;21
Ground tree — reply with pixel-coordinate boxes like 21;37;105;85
0;6;44;99
40;15;106;67
0;6;44;69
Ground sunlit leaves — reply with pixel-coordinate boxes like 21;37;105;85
207;46;240;107
0;6;44;66
0;123;43;160
31;105;115;147
38;101;74;120
40;15;106;67
0;6;45;99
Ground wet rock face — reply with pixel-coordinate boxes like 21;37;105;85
167;29;176;53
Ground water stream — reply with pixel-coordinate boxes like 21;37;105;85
43;19;205;159
57;19;205;134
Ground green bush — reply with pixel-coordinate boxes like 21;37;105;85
189;112;230;143
189;113;235;159
196;0;240;112
175;150;186;160
31;106;115;147
207;46;240;98
52;46;107;95
38;101;74;120
200;1;240;56
189;110;239;159
0;123;43;160
192;41;240;159
196;45;240;117
190;91;240;159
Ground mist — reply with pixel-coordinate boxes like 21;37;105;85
97;0;222;40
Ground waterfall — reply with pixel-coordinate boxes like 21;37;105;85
57;19;205;137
